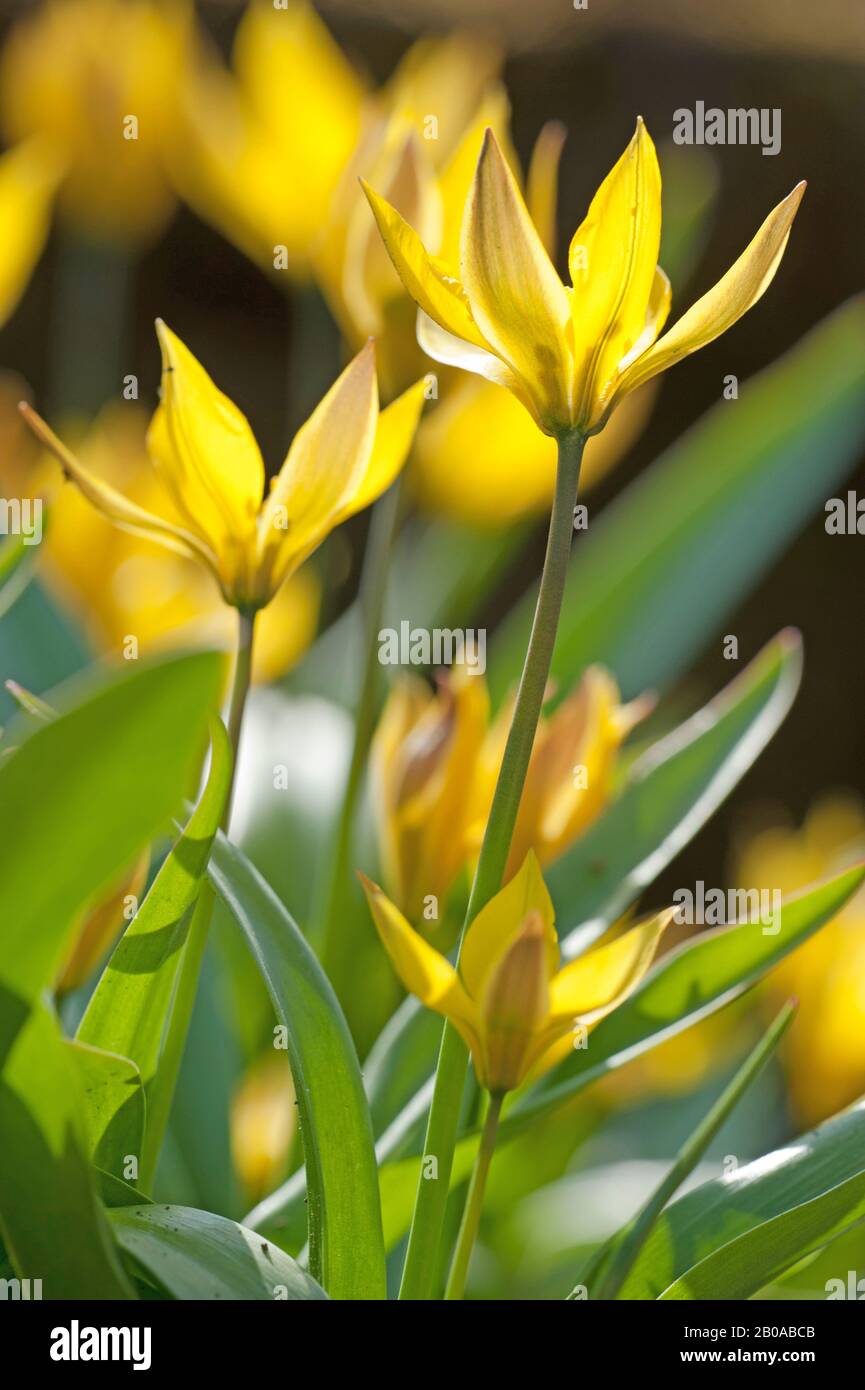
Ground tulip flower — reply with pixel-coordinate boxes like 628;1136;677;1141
371;666;648;922
0;0;195;245
362;849;670;1094
231;1054;297;1203
363;118;805;437
0;394;318;683
19;324;425;612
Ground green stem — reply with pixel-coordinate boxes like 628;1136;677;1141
398;429;585;1300
317;480;401;991
444;1093;503;1300
139;609;256;1191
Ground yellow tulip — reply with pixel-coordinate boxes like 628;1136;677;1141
177;0;367;277
732;794;865;1128
0;0;194;245
468;668;652;878
364;119;805;436
372;670;490;925
0;139;60;326
19;325;425;612
360;849;671;1094
0;391;318;683
231;1053;296;1203
371;665;647;922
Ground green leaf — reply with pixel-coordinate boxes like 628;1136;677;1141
77;718;232;1097
0;1001;134;1297
618;1098;865;1299
490;297;865;703
108;1205;328;1301
551;629;800;947
66;1040;145;1177
574;1001;796;1300
0;651;222;1298
0;651;223;1000
511;865;865;1136
661;1169;865;1300
0;534;35;623
208;833;386;1301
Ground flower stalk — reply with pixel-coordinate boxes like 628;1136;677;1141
444;1092;503;1300
398;427;585;1299
139;607;256;1190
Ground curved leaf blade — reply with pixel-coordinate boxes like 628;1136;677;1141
109;1204;328;1301
208;833;386;1301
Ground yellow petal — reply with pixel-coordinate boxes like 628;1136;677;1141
18;402;222;583
617;181;806;398
0;139;60;328
257;341;378;593
479;907;552;1093
547;908;673;1026
568;118;662;426
527;120;567;259
461;129;574;430
361;179;489;349
233;0;365;246
460;849;557;1001
340;377;426;520
343;127;442;339
359;871;478;1040
436;85;514;267
416;311;537;417
152;321;264;557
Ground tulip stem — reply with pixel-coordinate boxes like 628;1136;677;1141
444;1093;503;1300
139;609;256;1191
399;428;584;1300
317;480;401;995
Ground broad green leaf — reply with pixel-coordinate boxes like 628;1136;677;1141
0;652;221;1297
660;1169;865;1300
490;297;865;704
208;833;386;1301
0;651;223;1000
109;1205;328;1301
66;1040;145;1178
77;718;232;1095
511;865;865;1136
574;1001;796;1300
553;630;801;949
0;1001;134;1297
618;1098;865;1299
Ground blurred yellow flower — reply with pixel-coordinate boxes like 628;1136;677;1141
0;139;60;326
364;119;805;436
732;794;865;1128
20;324;425;611
56;851;150;994
0;0;194;246
231;1053;296;1203
0;390;318;683
371;666;648;922
361;849;671;1094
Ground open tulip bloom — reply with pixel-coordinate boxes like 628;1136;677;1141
20;323;425;613
361;850;671;1096
363;118;805;438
